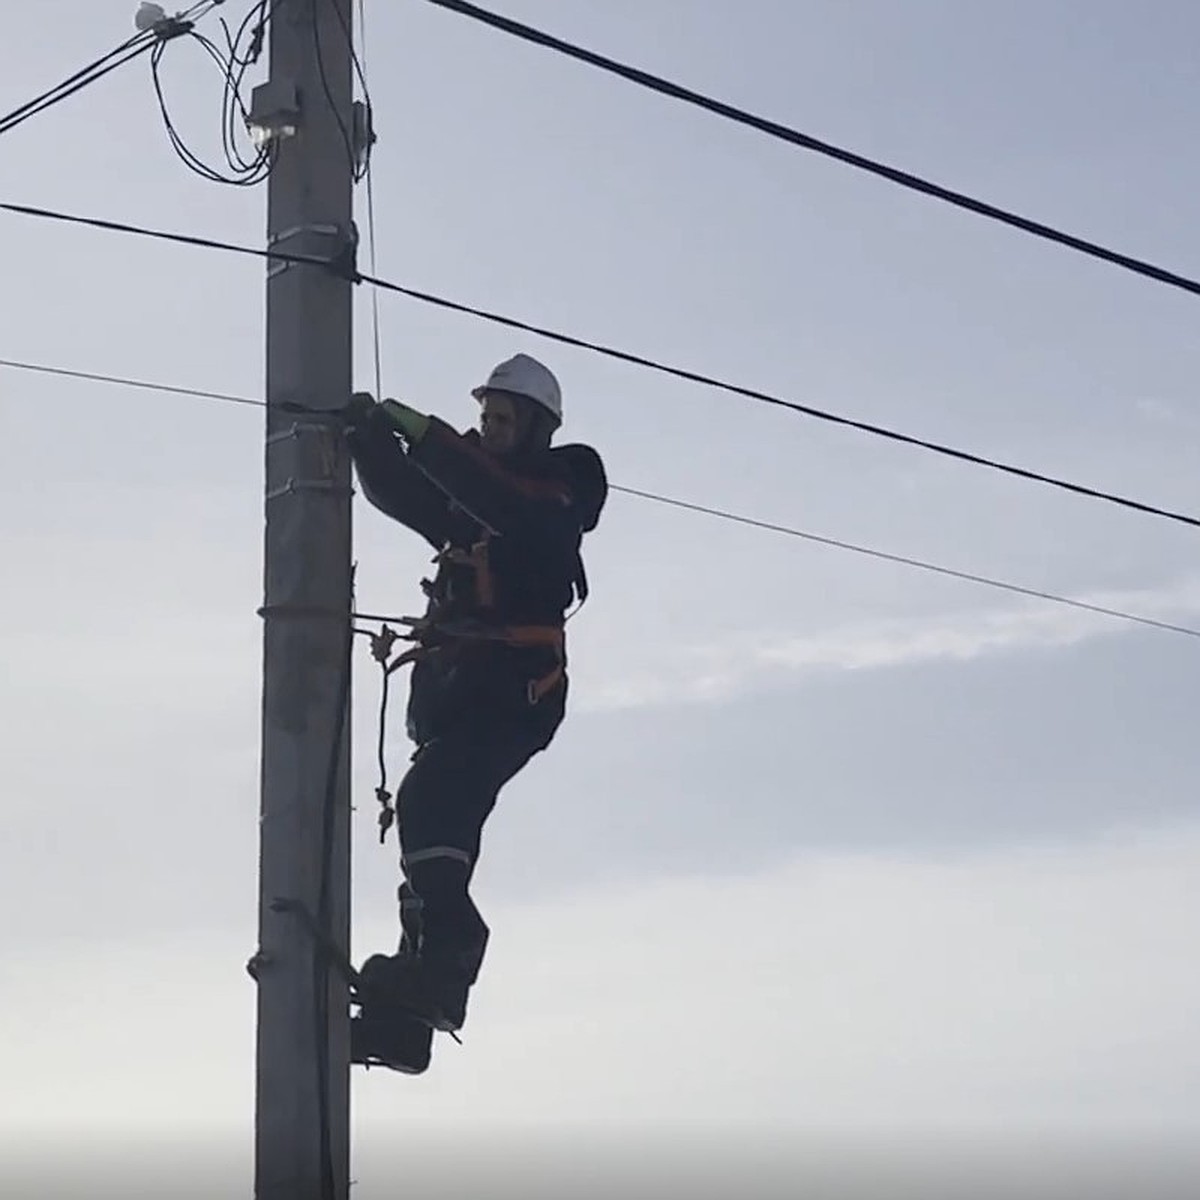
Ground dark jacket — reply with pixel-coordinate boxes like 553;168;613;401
348;409;607;742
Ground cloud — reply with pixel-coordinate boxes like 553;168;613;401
401;821;1200;1136
4;823;1197;1134
1136;397;1200;437
3;822;1198;1196
576;574;1200;711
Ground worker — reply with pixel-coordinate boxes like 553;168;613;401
344;353;607;1074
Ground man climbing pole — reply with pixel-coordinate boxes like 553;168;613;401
344;354;607;1074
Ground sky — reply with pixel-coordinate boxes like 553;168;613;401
2;1;1200;1196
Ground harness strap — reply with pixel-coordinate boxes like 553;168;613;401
573;551;589;605
489;626;567;704
436;537;495;610
387;620;566;705
526;664;564;705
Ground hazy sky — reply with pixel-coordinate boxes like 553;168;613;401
2;2;1199;1196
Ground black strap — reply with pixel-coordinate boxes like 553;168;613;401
572;548;589;605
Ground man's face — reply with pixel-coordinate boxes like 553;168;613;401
479;390;522;455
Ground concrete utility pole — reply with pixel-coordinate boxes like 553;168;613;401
251;2;357;1197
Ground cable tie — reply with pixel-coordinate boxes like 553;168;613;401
150;16;196;42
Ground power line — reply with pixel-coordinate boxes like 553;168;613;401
0;357;265;409
3;197;1198;535
0;0;220;139
3;352;1197;643
353;281;1200;532
421;0;1200;302
0;199;294;265
0;0;263;183
610;485;1200;641
0;35;157;137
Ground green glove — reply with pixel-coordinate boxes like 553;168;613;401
345;391;378;429
379;398;431;444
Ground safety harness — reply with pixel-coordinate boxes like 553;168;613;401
383;618;567;706
368;529;581;842
421;533;570;703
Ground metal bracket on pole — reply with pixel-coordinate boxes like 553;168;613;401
265;478;354;503
266;421;342;447
246;948;271;982
256;603;352;623
267;222;359;282
352;100;376;178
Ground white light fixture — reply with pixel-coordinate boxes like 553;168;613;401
247;80;301;146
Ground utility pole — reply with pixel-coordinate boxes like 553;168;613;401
250;2;356;1197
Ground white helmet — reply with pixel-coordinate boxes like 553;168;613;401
471;353;562;426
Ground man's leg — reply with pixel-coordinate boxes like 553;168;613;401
396;725;545;1028
397;880;422;956
353;737;493;1060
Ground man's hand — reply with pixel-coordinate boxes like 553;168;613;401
345;391;378;429
379;398;431;444
345;391;430;443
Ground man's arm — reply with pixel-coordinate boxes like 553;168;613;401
346;406;455;549
408;418;581;538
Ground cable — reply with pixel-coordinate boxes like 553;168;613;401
315;0;385;389
3;352;1197;643
3;197;1198;535
421;0;1200;302
0;357;265;408
348;0;374;101
0;199;302;265
310;0;380;183
312;0;359;178
313;605;354;1200
354;0;384;400
212;1;289;182
0;34;158;137
0;0;220;139
609;485;1200;641
150;2;277;187
364;128;384;406
353;280;1200;532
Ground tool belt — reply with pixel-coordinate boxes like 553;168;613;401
375;618;565;707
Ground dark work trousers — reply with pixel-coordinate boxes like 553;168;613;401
395;683;565;996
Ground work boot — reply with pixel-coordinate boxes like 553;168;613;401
350;1009;432;1074
356;952;469;1032
351;954;434;1073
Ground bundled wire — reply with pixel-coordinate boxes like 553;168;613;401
1;39;149;136
0;1;219;138
150;1;280;186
